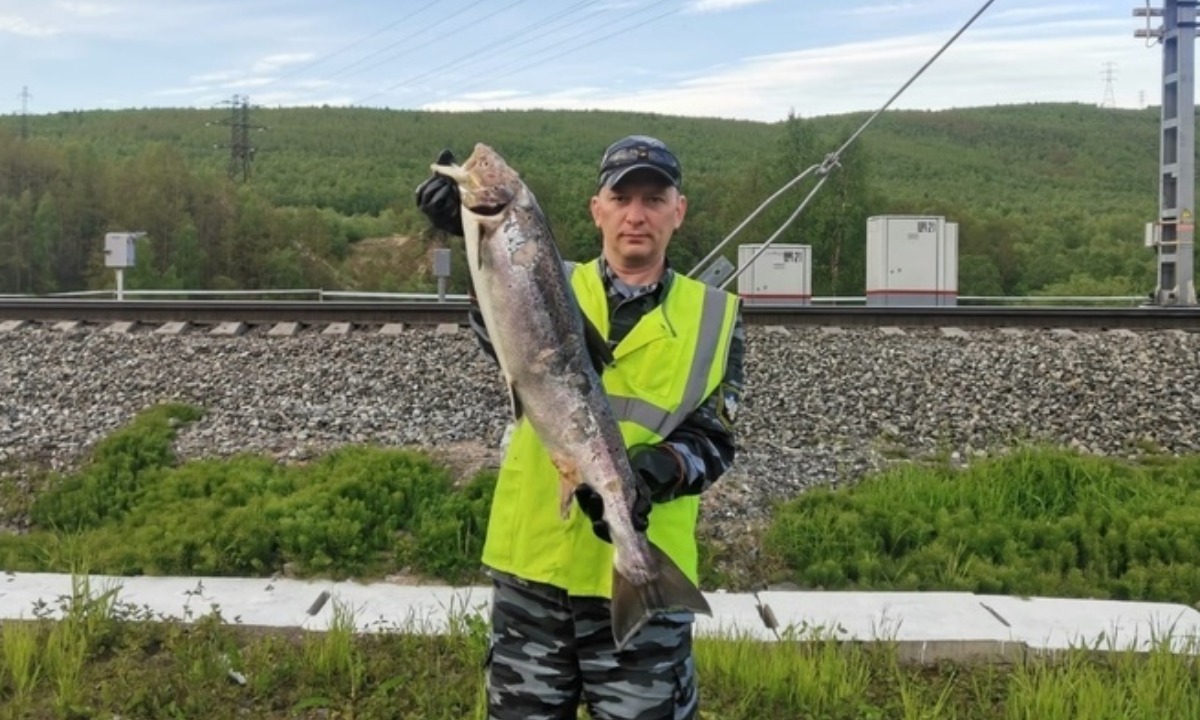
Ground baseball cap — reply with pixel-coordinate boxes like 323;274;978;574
597;135;682;189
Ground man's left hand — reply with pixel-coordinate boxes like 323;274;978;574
628;443;686;502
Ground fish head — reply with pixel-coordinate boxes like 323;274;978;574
433;143;523;224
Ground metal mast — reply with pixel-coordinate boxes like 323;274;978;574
209;94;266;182
1136;1;1197;306
1101;62;1119;108
18;86;31;140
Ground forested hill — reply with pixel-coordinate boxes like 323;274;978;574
0;103;1167;297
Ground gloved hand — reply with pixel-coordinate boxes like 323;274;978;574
414;149;463;236
574;444;685;543
628;443;686;502
575;480;650;544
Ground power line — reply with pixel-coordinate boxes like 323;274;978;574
405;2;682;106
356;0;605;105
320;0;496;82
262;1;443;90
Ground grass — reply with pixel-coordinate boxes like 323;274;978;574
3;405;1200;717
0;587;1196;719
764;446;1200;603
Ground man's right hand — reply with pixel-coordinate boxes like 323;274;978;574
415;149;463;236
574;481;651;544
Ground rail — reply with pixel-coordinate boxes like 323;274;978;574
0;296;1197;331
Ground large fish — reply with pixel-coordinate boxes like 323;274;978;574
434;143;711;649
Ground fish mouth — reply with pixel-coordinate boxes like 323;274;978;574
431;147;516;218
462;184;516;217
466;200;509;216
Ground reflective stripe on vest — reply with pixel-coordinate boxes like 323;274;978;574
606;284;732;438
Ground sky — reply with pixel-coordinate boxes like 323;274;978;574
0;1;1171;123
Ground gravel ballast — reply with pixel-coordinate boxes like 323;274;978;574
2;323;1197;558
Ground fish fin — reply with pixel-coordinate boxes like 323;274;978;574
610;543;712;651
505;381;522;421
549;456;580;519
581;314;613;374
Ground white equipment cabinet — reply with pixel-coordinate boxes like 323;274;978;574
736;244;812;306
865;215;958;306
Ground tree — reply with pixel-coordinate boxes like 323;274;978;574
32;192;60;293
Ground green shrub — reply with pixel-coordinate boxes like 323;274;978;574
5;405;496;583
31;403;203;530
766;447;1200;603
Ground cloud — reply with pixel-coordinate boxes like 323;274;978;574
253;53;315;74
224;77;274;90
686;0;773;12
843;2;938;16
0;14;60;36
990;4;1102;23
55;1;118;18
420;19;1160;122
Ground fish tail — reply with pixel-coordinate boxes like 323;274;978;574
610;543;712;651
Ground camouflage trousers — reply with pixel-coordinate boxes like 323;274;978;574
486;572;698;720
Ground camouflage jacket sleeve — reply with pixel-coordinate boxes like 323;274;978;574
664;312;745;496
467;302;499;363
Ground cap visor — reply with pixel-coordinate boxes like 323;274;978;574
600;164;678;188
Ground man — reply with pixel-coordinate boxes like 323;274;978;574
416;134;744;720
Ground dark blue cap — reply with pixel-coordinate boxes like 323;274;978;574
597;135;682;189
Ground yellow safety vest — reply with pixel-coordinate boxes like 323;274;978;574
481;258;740;598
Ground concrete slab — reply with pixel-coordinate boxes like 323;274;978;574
1;574;1196;661
939;327;970;339
1107;329;1138;339
819;326;844;336
880;327;906;337
0;320;25;332
978;595;1200;653
763;326;790;336
435;323;460;336
267;322;300;337
0;573;490;634
1050;328;1076;338
53;321;82;333
211;322;247;337
998;328;1024;337
323;323;352;336
104;321;136;334
155;321;188;335
379;323;407;336
757;591;1009;644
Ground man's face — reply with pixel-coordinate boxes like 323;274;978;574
590;173;687;270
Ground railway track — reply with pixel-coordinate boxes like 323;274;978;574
1;298;1199;331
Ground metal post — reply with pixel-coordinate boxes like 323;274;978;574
1138;1;1198;305
116;268;124;302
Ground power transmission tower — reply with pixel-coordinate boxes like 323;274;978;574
1135;1;1197;306
208;94;267;182
1100;62;1118;108
18;86;31;140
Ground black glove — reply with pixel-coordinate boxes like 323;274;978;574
628;444;686;502
575;481;650;544
574;444;685;543
415;149;463;236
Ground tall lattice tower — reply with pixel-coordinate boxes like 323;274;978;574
18;86;31;139
208;95;267;182
1101;62;1119;108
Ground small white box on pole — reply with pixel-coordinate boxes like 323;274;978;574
104;233;139;268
